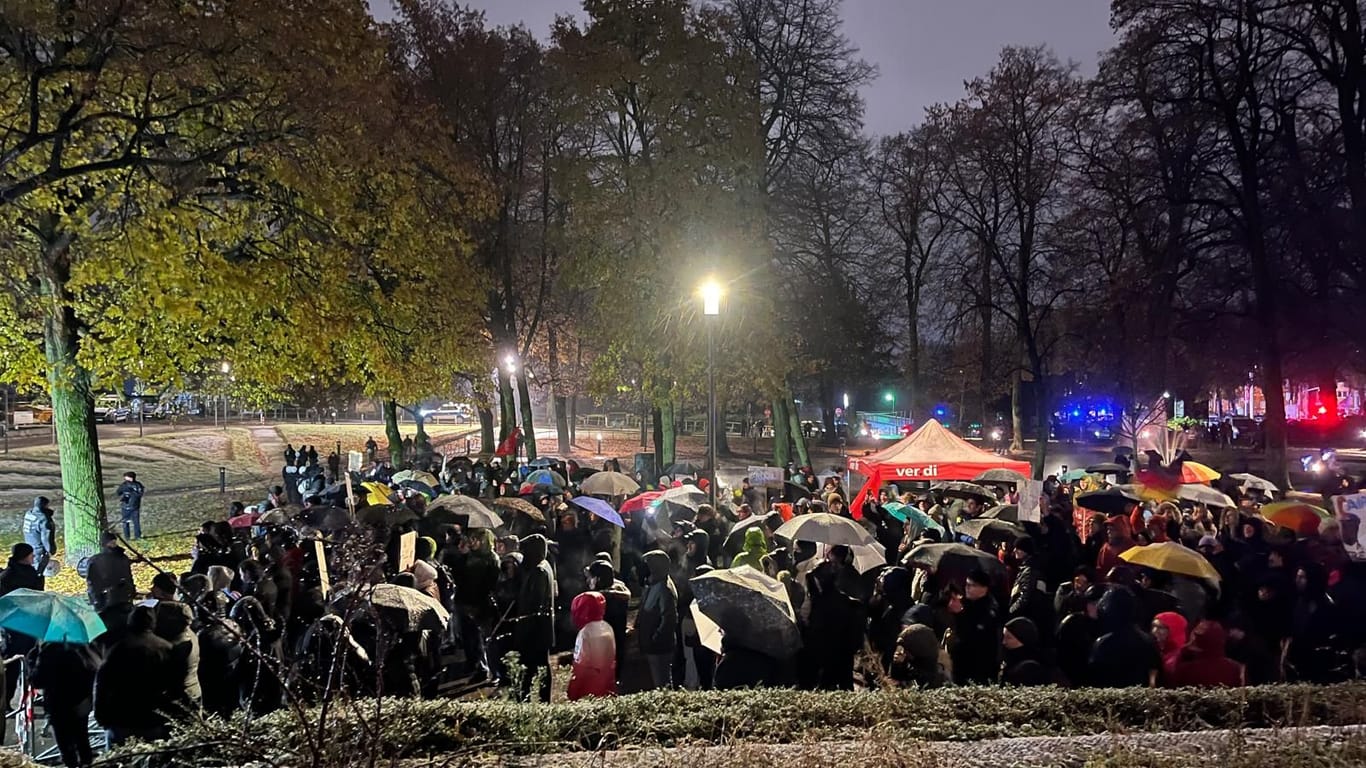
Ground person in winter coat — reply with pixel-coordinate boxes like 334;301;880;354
154;601;202;713
1152;611;1188;682
196;612;244;718
713;637;783;689
730;527;772;572
1096;515;1136;577
1000;617;1050;685
1087;586;1160;687
636;549;677;689
1169;620;1245;687
230;596;284;715
0;543;42;596
1055;584;1104;686
949;569;1002;685
22;496;56;581
800;561;865;690
455;528;500;680
587;559;630;672
568;591;616;700
95;605;173;747
889;623;948;689
1008;537;1054;634
32;642;100;768
868;566;917;673
512;534;556;702
85;532;135;611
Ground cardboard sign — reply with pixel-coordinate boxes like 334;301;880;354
348;451;363;471
748;466;784;489
344;472;357;515
1332;492;1366;560
314;539;330;597
398;530;417;572
1018;480;1044;522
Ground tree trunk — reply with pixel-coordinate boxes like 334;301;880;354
1009;370;1025;453
1031;372;1049;480
651;405;665;477
383;399;402;465
772;397;791;468
1319;367;1338;420
660;399;677;469
715;412;731;456
553;395;570;455
477;405;495;454
978;240;994;427
568;395;577;447
497;366;516;444
548;326;570;454
786;389;810;469
40;265;105;567
517;368;536;460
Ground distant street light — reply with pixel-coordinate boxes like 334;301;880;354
884;391;895;413
504;354;517;374
699;278;723;507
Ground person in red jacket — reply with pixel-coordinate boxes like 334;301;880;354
1169;620;1245;687
1152;611;1188;681
1096;515;1136;578
567;591;616;700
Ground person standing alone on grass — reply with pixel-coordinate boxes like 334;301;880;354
117;471;145;540
22;496;56;583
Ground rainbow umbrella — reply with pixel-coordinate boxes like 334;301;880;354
1179;462;1221;484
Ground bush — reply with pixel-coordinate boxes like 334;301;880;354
102;684;1366;766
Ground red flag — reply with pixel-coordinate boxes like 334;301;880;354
495;426;522;457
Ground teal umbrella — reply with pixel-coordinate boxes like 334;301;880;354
1060;469;1092;483
0;589;106;644
882;501;945;534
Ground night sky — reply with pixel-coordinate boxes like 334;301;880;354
369;0;1116;136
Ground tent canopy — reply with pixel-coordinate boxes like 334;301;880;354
847;419;1032;518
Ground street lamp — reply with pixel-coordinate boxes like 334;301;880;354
504;354;517;374
700;278;723;507
596;432;603;456
884;391;895;413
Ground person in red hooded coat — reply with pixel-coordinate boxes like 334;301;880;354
568;591;616;700
1096;515;1136;578
1169;620;1245;687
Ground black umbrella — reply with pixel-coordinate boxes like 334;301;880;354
299;506;352;532
956;518;1024;546
1075;487;1141;517
333;583;449;632
399;480;437;499
689;567;800;656
1084;463;1128;476
783;481;813;501
932;481;996;503
359;505;418;527
981;504;1019;523
570;466;599;483
665;462;701;479
901;543;1005;583
723;513;779;551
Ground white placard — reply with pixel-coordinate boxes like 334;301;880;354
348;451;364;471
748;466;784;489
1018;480;1044;522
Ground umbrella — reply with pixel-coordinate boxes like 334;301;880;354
578;471;640;497
361;482;395;505
656;484;706;519
932;481;995;503
528;457;558;468
258;508;291;526
1085;463;1128;475
1114;446;1134;456
570;466;599;483
1120;542;1221;581
1230;473;1278;494
1178;461;1221;484
228;512;258;529
526;469;567;489
1176;484;1236;509
783;481;813;501
973;469;1028;486
429;496;505;529
620;491;664;515
689;566;800;656
665;462;702;479
568;496;625;528
981;504;1019;523
491;496;545;523
690;602;724;654
774;513;878;548
392;469;440;487
1075;486;1141;517
1260;501;1331;534
399;480;437;499
359;505;418;527
880;501;945;534
334;583;449;632
956;518;1024;546
901;543;1005;581
1060;469;1093;483
0;589;106;643
724;513;779;551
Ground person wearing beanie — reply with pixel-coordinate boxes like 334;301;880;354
1001;616;1049;685
949;568;1002;685
890;623;947;688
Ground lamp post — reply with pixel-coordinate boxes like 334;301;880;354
884;391;895;414
701;279;723;507
220;361;231;431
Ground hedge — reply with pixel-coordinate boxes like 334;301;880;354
103;683;1366;767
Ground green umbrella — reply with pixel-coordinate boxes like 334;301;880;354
0;589;106;644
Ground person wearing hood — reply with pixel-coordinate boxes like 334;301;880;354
567;591;616;700
1008;537;1053;634
1286;562;1343;683
22;496;55;582
889;623;947;689
96;605;173;747
950;569;1003;685
587;560;630;675
512;534;556;702
636;549;678;689
455;528;500;681
731;527;773;573
799;561;865;690
1170;620;1245;687
868;566;916;674
1087;586;1160;687
1000;617;1050;686
1096;515;1135;577
154;601;202;714
32;640;100;768
86;531;135;611
1151;611;1188;682
1055;584;1104;686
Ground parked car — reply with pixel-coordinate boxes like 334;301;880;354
93;395;130;423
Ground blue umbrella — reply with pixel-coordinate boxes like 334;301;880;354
0;589;106;644
528;457;557;468
882;501;945;534
526;469;566;489
568;495;625;528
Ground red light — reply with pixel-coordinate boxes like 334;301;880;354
1318;405;1328;415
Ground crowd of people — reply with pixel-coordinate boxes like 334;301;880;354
3;443;1366;767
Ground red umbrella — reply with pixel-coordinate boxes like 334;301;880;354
228;512;258;529
619;491;663;515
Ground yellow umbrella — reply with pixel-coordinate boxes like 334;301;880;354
1179;461;1221;484
361;482;394;506
1120;541;1220;581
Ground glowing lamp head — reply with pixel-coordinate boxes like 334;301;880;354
700;279;723;316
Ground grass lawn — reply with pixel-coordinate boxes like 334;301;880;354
0;427;271;596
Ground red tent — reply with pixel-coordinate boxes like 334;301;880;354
847;419;1032;518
